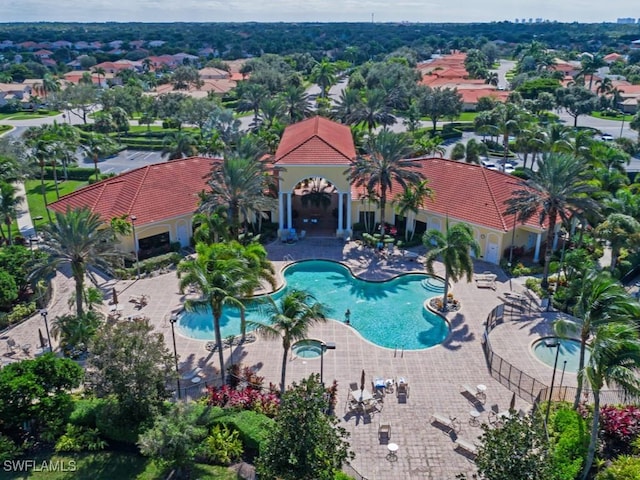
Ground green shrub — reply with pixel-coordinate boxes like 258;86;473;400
0;270;18;310
525;277;544;297
69;397;108;428
0;302;37;329
335;472;356;480
94;400;141;445
0;434;22;463
596;455;640;480
44;166;96;181
550;408;589;480
209;409;274;453
198;425;243;465
55;424;107;452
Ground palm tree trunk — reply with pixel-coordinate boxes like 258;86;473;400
541;210;557;289
52;158;60;199
442;268;450;311
40;161;53;223
280;346;289;394
240;306;247;342
581;390;600;480
573;334;589;409
213;312;226;384
72;263;85;317
93;154;99;180
6;220;12;246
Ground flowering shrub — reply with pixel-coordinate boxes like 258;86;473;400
600;405;640;455
207;385;280;418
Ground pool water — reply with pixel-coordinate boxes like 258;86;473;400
292;339;324;359
531;337;590;373
178;260;448;350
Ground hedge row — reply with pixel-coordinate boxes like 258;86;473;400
43;166;96;181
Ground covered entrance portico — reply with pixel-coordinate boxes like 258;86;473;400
273;117;356;239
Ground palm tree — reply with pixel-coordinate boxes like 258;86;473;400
161;131;198;160
331;88;362;125
42;73;61;99
422;221;480;311
80;132;116;179
0;181;21;245
24;125;57;223
238;84;268;127
257;97;285;130
394;180;433;241
200;153;276;240
310;59;337;99
250;290;328;393
579;322;640;480
177;242;256;384
350;89;395;133
92;67;106;87
279;85;312;124
555;269;640;409
346;130;422;235
488;103;525;163
595;213;640;272
578;54;605;91
29;207;121;317
504;154;600;289
192;206;230;245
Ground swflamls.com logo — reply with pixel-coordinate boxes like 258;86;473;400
3;459;77;472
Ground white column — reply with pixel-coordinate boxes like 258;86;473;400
533;232;542;263
346;192;352;234
337;193;344;234
286;192;292;229
278;192;284;231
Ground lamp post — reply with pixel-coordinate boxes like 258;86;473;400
40;308;52;353
558;360;568;402
130;215;140;279
319;341;336;386
545;340;561;426
169;314;181;399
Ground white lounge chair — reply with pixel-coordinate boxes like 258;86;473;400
180;367;202;380
430;413;461;433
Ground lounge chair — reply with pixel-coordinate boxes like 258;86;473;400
5;338;19;355
430;413;461;433
180;367;202;381
474;273;497;290
396;378;409;401
454;438;478;458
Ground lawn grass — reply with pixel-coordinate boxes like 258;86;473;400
0;125;12;134
0;111;60;120
20;179;87;236
590;111;634;122
453;112;478;122
0;451;239;480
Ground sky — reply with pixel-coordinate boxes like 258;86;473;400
2;0;638;24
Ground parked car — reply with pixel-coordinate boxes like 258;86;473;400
601;133;614;142
481;159;499;171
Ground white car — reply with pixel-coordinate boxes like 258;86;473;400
481;160;499;171
503;165;516;174
601;133;614;142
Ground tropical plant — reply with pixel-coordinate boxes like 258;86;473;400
51;311;102;353
0;181;21;246
580;322;640;480
310;59;337;99
250;290;328;393
595;213;640;272
394;180;433;241
347;130;422;235
256;375;354;480
29;207;121;317
349;88;395;132
177;242;257;384
422;221;480;311
79;132;117;179
555;268;640;409
504;154;600;289
279;85;312;123
199;152;276;240
161;131;198;160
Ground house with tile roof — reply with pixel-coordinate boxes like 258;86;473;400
48;117;545;264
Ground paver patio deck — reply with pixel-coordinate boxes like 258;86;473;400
2;237;572;479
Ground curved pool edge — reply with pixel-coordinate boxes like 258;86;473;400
529;336;584;373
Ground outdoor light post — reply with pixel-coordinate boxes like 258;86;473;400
169;314;181;399
319;341;336;386
545;341;561;426
558;360;568;401
40;308;52;353
130;215;140;279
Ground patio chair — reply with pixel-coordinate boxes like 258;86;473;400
180;367;202;381
5;338;19;355
378;423;391;442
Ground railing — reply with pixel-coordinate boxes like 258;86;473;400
283;254;295;262
342;462;368;480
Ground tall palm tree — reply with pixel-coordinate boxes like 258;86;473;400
92;67;106;87
29;207;121;317
257;97;285;130
192;206;230;245
250;290;328;393
346;130;422;234
504;154;600;289
177;242;256;384
238;84;268;127
578;53;605;91
422;221;480;311
80;132;116;179
488;103;525;163
279;85;312;124
555;269;640;409
394;180;433;241
200;153;276;240
0;181;21;245
331;88;362;125
24;124;57;223
310;59;337;99
42;73;61;99
161;131;198;160
579;322;640;480
350;89;395;133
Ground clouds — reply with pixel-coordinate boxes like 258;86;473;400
1;0;635;23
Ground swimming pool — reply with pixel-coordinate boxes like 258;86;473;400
531;337;589;373
177;260;449;350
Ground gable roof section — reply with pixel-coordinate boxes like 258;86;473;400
274;116;356;166
49;157;217;225
352;158;543;232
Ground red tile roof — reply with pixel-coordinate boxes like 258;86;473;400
274;116;356;165
460;89;510;104
49;157;217;225
351;158;543;232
